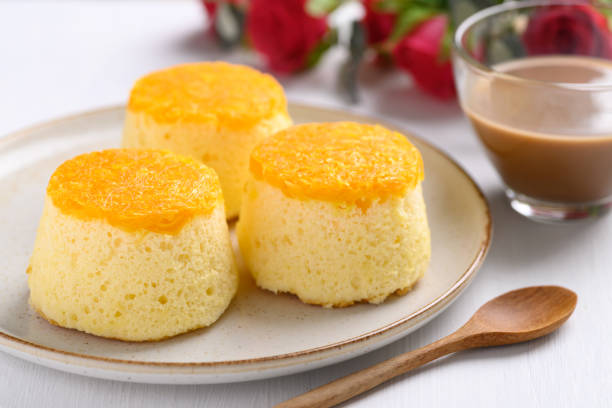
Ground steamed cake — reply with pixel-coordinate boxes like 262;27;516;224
27;149;238;341
237;122;431;307
122;62;293;219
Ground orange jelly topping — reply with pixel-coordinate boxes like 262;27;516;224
47;149;222;234
127;62;288;127
250;122;424;209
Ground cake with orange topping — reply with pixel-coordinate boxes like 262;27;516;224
236;122;430;307
121;62;293;219
27;149;238;341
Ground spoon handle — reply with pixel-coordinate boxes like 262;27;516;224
275;330;472;408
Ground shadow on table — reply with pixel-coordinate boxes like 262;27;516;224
484;188;607;279
322;328;561;408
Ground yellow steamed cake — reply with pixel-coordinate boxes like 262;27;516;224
122;62;293;219
27;149;238;341
237;122;431;307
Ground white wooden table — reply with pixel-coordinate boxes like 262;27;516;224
0;1;610;407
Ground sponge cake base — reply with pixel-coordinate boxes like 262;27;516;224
237;180;430;308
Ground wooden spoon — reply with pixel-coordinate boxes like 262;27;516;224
276;286;577;408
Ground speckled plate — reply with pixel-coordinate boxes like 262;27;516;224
0;104;491;384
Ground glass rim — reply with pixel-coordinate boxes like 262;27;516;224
453;0;612;91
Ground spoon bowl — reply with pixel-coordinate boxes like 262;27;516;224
467;286;577;346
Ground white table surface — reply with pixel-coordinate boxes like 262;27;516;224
0;1;610;407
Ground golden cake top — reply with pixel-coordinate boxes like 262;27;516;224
127;62;288;127
250;122;424;209
47;149;222;234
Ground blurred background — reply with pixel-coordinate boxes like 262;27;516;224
0;0;490;134
2;1;611;407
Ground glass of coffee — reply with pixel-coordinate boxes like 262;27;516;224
453;0;612;222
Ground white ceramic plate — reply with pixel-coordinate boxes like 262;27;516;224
0;104;491;384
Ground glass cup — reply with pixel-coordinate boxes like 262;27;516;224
453;0;612;222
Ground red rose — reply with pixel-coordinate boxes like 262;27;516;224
246;0;328;73
363;0;396;45
202;0;217;16
392;15;455;100
202;0;218;33
523;4;612;57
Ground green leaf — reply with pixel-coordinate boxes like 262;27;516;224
338;21;367;103
375;0;411;13
374;0;449;14
214;4;245;49
487;37;514;64
448;0;504;25
305;29;339;69
597;2;612;28
498;30;526;60
306;0;343;16
439;24;453;61
415;0;446;9
349;20;367;58
449;0;478;26
389;6;437;42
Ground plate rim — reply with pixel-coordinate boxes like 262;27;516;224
0;103;492;370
